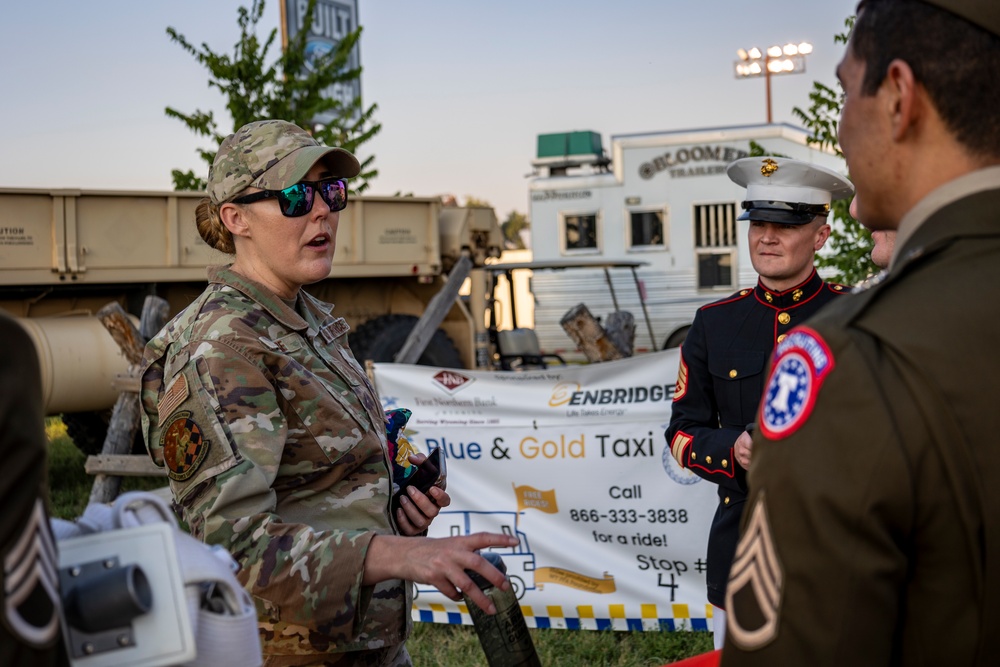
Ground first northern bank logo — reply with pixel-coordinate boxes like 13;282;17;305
432;370;474;395
548;380;675;408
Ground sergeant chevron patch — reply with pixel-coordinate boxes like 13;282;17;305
725;492;783;650
759;327;834;439
673;355;689;401
4;500;61;647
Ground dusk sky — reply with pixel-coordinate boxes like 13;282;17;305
1;0;856;219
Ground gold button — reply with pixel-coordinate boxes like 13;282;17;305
691;452;697;460
834;285;844;291
729;369;738;378
724;496;730;505
778;313;791;325
722;459;728;468
706;456;713;464
777;334;788;343
740;289;750;296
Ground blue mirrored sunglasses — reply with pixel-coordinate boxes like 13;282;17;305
231;177;348;217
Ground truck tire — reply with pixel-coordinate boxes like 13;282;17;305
62;411;111;456
349;315;463;368
664;326;690;349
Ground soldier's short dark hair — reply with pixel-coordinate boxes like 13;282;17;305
852;0;1000;159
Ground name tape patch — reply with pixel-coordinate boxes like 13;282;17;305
759;328;834;440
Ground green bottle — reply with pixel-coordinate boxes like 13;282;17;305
464;552;542;667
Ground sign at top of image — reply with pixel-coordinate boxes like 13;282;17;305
638;144;750;181
281;0;361;126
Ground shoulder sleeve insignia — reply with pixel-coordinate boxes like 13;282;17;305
759;327;835;440
160;411;211;481
672;353;689;402
725;491;784;650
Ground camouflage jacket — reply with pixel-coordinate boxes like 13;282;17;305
139;266;410;662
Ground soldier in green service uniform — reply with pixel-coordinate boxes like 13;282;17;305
0;313;68;666
722;1;1000;665
139;120;518;667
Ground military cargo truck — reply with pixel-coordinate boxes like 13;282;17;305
0;187;504;445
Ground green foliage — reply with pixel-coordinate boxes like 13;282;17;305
166;0;380;193
501;210;530;249
407;623;714;666
47;417;167;520
791;15;876;285
463;196;491;208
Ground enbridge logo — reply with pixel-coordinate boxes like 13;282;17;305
432;370;474;395
549;381;674;407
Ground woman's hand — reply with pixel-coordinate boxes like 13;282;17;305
396;483;451;535
364;532;520;614
396;453;450;535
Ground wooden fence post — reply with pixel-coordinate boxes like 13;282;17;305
88;296;169;504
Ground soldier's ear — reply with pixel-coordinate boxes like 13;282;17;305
814;223;832;250
219;202;252;239
884;58;919;143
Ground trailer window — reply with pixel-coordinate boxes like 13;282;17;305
562;213;599;252
628;209;666;249
693;202;738;288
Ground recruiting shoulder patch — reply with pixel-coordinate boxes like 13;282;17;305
160;410;211;481
759;327;834;440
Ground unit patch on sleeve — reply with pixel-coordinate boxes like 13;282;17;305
759;327;834;440
160;410;211;481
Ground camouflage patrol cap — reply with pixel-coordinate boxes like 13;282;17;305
208;120;361;205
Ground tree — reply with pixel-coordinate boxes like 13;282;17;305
791;16;877;285
463;196;491;208
165;0;380;193
501;211;529;249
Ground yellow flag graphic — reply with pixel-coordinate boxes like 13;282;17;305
535;567;616;594
513;484;559;513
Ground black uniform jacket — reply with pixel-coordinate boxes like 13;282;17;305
723;186;1000;665
664;269;845;607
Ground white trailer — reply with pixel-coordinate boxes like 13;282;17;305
527;123;846;361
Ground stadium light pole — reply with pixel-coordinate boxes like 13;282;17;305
735;42;813;124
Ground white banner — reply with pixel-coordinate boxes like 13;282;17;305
373;350;717;632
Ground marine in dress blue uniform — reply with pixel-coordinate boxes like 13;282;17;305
663;158;853;642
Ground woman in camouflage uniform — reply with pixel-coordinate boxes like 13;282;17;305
139;120;517;667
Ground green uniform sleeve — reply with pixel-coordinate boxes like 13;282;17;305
722;332;913;665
